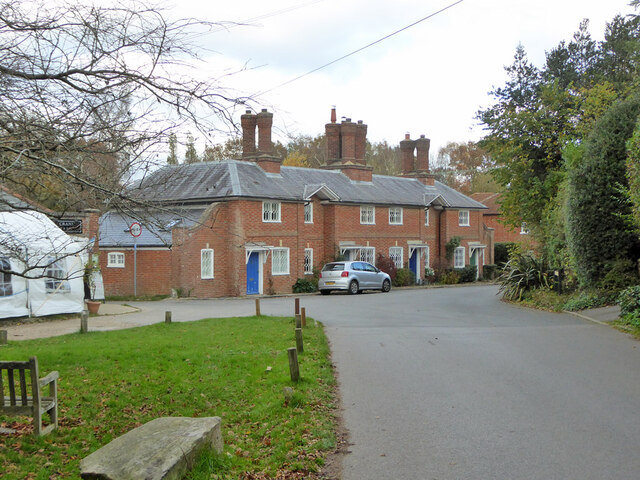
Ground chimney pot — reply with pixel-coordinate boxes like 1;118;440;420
405;133;411;140
261;108;267;112
331;106;337;123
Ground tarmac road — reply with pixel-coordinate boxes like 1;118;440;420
3;285;639;479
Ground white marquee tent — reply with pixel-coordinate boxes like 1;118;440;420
0;210;86;319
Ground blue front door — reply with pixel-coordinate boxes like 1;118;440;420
409;250;418;281
246;252;260;295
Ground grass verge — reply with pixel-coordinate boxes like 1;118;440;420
0;316;336;479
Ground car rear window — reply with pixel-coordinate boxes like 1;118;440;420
322;263;345;271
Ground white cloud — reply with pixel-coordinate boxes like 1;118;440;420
173;0;635;155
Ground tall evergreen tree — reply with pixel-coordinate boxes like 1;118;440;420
184;132;199;164
167;133;178;165
566;94;640;287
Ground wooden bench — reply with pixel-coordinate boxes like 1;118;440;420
0;356;59;436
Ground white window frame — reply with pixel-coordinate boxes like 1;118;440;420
360;205;375;225
360;247;376;265
262;201;281;223
0;257;12;297
201;249;214;279
389;247;403;269
107;252;125;268
272;248;290;275
304;248;313;274
458;210;470;226
304;203;313;224
45;257;70;294
389;207;403;225
454;246;465;268
520;222;530;235
424;246;431;269
425;208;429;226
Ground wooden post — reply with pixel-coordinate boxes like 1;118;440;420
295;328;304;353
301;307;306;328
294;297;300;315
255;298;261;316
0;330;7;346
165;311;172;324
295;314;301;329
287;347;300;382
80;311;89;334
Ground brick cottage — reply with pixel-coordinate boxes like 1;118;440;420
97;108;492;297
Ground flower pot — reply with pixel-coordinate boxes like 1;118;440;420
86;300;101;314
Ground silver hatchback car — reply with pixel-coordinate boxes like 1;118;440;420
318;261;392;295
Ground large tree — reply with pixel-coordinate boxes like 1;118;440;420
0;1;247;215
0;1;249;280
566;95;640;287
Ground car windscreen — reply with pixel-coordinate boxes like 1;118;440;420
322;263;345;271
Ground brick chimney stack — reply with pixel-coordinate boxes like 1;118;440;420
241;110;257;159
341;118;357;163
322;107;373;182
355;120;367;165
400;133;416;174
256;109;273;155
325;107;341;164
416;134;431;172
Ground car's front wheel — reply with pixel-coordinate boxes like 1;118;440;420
348;280;359;295
382;279;391;293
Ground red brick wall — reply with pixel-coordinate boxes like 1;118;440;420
484;214;535;245
100;249;172;296
100;199;491;297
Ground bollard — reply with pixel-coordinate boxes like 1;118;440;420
255;298;261;316
294;297;300;315
165;311;172;324
287;347;300;382
295;313;301;329
0;329;7;346
301;307;306;328
80;310;89;334
295;328;304;353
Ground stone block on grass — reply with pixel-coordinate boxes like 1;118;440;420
80;416;222;480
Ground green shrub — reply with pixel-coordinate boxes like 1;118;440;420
292;278;317;293
394;268;415;287
483;264;498;280
494;242;516;266
562;290;617;311
439;270;460;285
498;253;548;300
445;236;461;261
618;285;640;315
566;94;640;287
455;265;477;283
599;259;639;293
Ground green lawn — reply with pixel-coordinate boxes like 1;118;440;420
0;316;337;479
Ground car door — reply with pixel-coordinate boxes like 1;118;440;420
363;262;379;288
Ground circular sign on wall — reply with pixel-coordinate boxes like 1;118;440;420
129;222;142;237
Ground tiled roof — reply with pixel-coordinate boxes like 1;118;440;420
98;208;207;248
131;160;487;209
470;192;501;215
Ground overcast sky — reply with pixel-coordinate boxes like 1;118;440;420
173;0;636;157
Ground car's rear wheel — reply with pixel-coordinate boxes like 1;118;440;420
382;279;391;292
348;280;359;295
320;289;331;295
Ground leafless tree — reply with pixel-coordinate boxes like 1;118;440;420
0;0;251;285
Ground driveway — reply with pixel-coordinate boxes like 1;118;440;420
3;285;640;479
